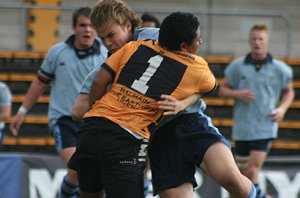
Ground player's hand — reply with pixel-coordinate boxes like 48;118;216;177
236;89;256;102
9;114;25;136
270;108;285;123
157;94;184;116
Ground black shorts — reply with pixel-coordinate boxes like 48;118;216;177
148;113;230;196
52;116;81;152
234;139;273;156
68;117;147;198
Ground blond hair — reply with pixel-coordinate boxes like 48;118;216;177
90;0;141;32
250;24;268;33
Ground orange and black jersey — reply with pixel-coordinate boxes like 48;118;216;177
84;40;216;140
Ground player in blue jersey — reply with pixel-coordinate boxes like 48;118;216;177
0;81;12;147
219;24;294;198
71;1;256;198
9;7;107;198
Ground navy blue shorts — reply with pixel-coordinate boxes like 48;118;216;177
68;117;147;198
52;116;81;152
148;113;230;196
234;139;273;156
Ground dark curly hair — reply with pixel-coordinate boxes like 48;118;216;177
159;12;200;51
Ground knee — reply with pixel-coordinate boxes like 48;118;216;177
217;171;254;197
235;156;249;170
244;165;259;180
235;156;259;180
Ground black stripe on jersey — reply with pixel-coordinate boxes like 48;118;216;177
117;45;187;100
38;69;55;79
37;69;55;83
205;81;218;94
102;63;116;79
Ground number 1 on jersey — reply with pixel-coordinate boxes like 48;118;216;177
131;55;164;94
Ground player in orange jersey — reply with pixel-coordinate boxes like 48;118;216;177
69;12;215;198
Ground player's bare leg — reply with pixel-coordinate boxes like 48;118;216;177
200;142;255;198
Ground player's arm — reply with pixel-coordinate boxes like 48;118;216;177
0;105;11;123
72;67;100;122
72;93;89;122
89;67;113;108
271;82;294;122
278;82;295;112
219;78;255;102
158;93;201;116
0;85;12;122
10;78;48;136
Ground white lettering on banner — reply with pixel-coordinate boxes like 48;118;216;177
263;171;300;198
27;168;300;198
196;170;300;198
29;169;67;198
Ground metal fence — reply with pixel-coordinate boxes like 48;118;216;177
0;3;293;57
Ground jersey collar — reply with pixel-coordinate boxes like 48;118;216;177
244;53;273;71
65;35;101;59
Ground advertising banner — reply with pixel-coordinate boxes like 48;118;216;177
0;153;299;198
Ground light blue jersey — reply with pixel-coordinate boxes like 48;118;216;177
38;35;107;128
131;27;159;41
80;28;206;114
0;82;12;130
225;54;293;140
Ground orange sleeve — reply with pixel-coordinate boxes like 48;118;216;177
197;57;217;94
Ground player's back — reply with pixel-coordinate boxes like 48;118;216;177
85;40;216;139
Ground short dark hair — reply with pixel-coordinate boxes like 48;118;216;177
159;12;200;51
72;7;92;27
141;13;160;28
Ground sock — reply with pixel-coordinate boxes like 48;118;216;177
247;184;257;198
254;184;266;198
144;178;151;197
60;175;79;198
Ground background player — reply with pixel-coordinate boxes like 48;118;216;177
219;24;294;198
9;7;107;198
